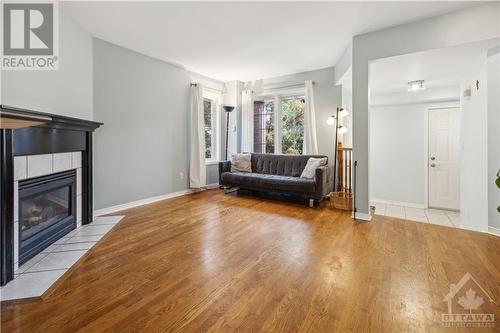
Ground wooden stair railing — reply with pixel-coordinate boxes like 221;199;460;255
336;146;352;193
331;145;353;210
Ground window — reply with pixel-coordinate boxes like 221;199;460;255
203;91;220;162
253;100;275;153
203;98;214;159
281;97;304;155
254;96;304;155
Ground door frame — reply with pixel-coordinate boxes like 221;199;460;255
424;104;460;209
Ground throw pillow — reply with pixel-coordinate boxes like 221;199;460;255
231;153;252;173
300;157;327;178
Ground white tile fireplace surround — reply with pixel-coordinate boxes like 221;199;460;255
13;152;83;271
0;215;124;301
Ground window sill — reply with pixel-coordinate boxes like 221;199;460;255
205;160;220;166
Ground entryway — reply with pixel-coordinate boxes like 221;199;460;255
371;201;460;227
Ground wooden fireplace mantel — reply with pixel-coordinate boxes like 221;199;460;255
0;105;103;286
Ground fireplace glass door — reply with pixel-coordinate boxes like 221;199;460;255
21;186;71;241
18;170;77;264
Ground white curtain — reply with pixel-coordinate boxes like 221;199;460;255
303;80;319;155
241;89;254;153
189;84;206;188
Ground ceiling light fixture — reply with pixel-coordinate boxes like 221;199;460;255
407;80;426;92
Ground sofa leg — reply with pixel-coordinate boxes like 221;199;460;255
309;199;314;208
224;187;239;194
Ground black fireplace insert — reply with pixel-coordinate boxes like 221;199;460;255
18;169;77;264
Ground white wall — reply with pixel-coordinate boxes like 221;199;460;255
371;86;460;107
459;55;489;232
350;2;500;218
1;9;93;120
335;43;352;85
487;50;500;231
341;86;352;147
369;99;459;207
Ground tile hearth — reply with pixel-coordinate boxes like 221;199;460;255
0;215;124;301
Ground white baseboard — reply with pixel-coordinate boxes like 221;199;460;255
488;226;500;237
94;189;195;217
352;211;372;221
370;198;426;209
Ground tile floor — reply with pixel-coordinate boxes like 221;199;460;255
371;202;460;228
0;215;124;301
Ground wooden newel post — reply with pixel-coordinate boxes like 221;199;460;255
337;143;343;192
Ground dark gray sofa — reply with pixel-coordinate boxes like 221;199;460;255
219;153;333;206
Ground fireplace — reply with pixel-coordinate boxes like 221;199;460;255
1;105;102;285
18;170;77;264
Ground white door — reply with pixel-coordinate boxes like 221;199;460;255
428;107;460;210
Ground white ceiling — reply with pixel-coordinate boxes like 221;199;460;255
62;1;479;82
370;38;500;94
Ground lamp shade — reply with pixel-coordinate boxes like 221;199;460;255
223;106;235;112
326;116;336;126
338;108;349;118
338;126;348;135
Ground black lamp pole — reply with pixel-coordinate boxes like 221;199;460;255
332;107;340;193
223;106;235;160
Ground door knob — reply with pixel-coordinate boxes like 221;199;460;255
430;163;436;167
430;157;436;160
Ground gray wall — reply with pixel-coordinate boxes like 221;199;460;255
93;39;193;210
370;104;426;205
1;10;93;120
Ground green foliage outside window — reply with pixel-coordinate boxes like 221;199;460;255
203;98;212;159
281;98;304;154
264;101;275;153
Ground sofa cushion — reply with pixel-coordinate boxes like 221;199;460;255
231;153;252;173
251;153;327;177
300;157;327;178
220;172;315;193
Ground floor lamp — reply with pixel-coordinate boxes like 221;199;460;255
221;106;235;190
223;106;235;161
326;107;349;193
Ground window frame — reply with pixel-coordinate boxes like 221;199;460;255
280;95;305;155
253;93;305;155
202;90;221;164
253;99;276;154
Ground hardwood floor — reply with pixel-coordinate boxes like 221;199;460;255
1;190;499;332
